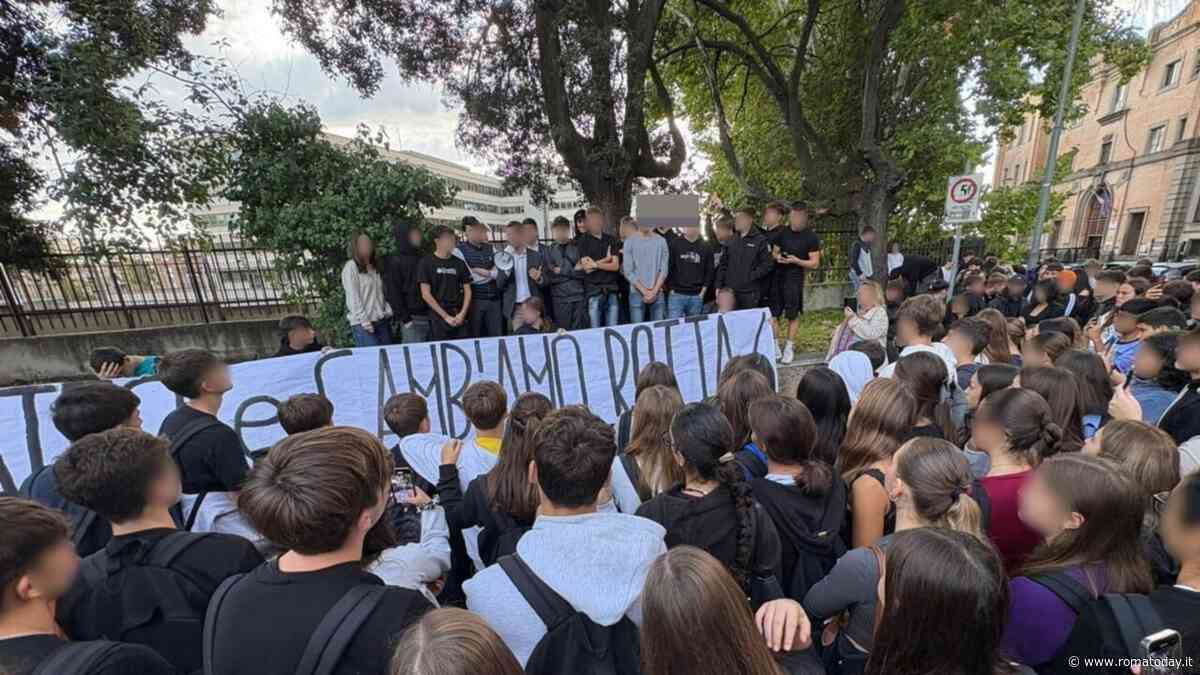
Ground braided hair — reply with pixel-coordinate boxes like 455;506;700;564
671;403;756;591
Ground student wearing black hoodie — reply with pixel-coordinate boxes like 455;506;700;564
746;396;847;602
987;275;1026;319
715;207;775;310
383;222;431;343
1161;328;1200;447
636;403;784;607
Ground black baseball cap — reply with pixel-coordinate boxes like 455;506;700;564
461;215;484;229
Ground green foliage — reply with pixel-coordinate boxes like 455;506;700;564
2;1;236;251
970;183;1069;262
225;103;453;345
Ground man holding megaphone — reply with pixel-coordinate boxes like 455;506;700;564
497;219;549;333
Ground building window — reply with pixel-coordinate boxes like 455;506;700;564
1099;140;1113;165
1162;59;1183;90
1147;125;1166;154
1193;50;1200;79
1121;212;1146;256
1109;82;1128;113
1003;167;1010;185
1178;116;1189;143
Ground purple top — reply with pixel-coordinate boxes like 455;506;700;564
1003;565;1107;667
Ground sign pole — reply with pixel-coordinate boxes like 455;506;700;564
1025;0;1086;273
947;160;973;298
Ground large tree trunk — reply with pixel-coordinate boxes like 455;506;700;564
861;171;903;285
575;170;635;236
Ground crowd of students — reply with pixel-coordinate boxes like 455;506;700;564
10;246;1200;675
334;201;826;364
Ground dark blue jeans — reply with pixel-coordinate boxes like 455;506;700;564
352;319;393;347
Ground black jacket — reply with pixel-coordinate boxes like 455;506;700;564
544;241;586;301
437;468;532;568
750;476;847;600
636;483;782;590
987;291;1025;319
382;223;427;323
1160;381;1200;446
890;254;938;295
715;227;775;293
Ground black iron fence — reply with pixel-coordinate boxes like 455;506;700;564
0;236;317;338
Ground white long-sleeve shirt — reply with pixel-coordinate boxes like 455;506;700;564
341;260;392;327
370;508;452;606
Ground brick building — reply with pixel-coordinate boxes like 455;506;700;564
993;0;1200;261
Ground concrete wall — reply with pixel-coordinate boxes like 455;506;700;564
0;319;283;387
806;281;851;312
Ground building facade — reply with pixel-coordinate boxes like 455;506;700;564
993;0;1200;260
193;133;585;241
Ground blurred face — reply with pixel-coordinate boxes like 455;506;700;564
1161;481;1200;563
11;539;80;606
525;223;538;243
862;230;877;244
886;287;903;304
715;224;733;243
1039;267;1057;281
716;290;736;313
586;212;605;234
890;242;901;254
1176;338;1200;373
1056;276;1074;293
1083;426;1103;456
1017;470;1081;540
951;298;969;317
970;406;1006;453
1116;283;1136;306
764;208;784;227
683;224;700;240
734;213;753;233
407;228;424;248
1113;311;1139;335
966;373;985;410
201;363;234;396
506;225;524;247
147;457;183;509
1133;346;1165;381
968;280;985;295
355;234;373;259
1007;281;1025;297
945;329;972;358
552;225;570;243
435;232;456;255
895;317;919;347
518;302;541;326
1094;279;1118;301
857;284;879;309
289;325;316;348
789;208;809;229
1021;342;1050;369
467;224;489;244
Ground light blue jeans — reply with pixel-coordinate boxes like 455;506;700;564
667;292;704;319
629;293;666;323
351;319;393;347
588;293;621;328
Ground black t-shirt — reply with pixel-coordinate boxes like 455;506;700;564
576;232;621;292
158;406;249;494
416;254;471;315
1150;586;1200;662
0;635;173;675
775;227;821;284
56;528;264;673
208;560;432;675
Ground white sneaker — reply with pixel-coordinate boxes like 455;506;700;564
781;342;795;365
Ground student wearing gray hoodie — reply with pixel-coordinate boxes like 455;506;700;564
465;406;667;667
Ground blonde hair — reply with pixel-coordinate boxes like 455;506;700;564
894;438;984;541
391;608;523;675
859;280;883;308
626;385;685;497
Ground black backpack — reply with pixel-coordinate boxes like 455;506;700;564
1028;571;1166;674
166;416;225;531
203;574;387;675
499;554;640;675
32;641;120;675
19;465;103;552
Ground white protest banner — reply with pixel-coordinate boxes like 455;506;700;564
0;309;776;486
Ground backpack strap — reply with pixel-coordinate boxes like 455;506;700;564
1027;572;1092;615
71;509;99;547
1103;594;1164;658
499;554;574;630
203;573;246;675
168;416;224;531
616;413;632;453
148;531;210;567
294;585;389;675
34;640;120;675
619;452;649;504
17;464;51;498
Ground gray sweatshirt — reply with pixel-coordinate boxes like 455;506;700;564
465;512;667;666
622;233;670;292
803;534;894;653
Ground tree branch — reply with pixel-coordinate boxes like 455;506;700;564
860;0;906;182
532;3;589;171
636;61;687;178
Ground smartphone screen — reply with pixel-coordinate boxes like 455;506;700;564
391;468;416;502
1141;629;1182;674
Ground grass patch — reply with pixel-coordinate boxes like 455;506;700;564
771;308;843;355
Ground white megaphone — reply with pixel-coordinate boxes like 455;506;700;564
494;249;515;272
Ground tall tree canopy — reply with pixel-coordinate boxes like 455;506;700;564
1;0;237;250
658;0;1148;277
271;0;687;229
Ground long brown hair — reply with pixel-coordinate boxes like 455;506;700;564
391;608;523;675
748;396;833;496
976;308;1012;364
641;547;784;675
1098;420;1180;533
893;351;954;439
717;369;773;448
626;385;685;497
1016;455;1153;595
348;230;378;273
893;438;984;540
838;379;916;485
867;529;1015;675
1018;366;1085;451
487;393;553;523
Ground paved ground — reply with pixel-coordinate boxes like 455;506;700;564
776;353;825;396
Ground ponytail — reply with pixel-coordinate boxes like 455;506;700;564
715;458;756;591
941;489;984;541
895;438;986;542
